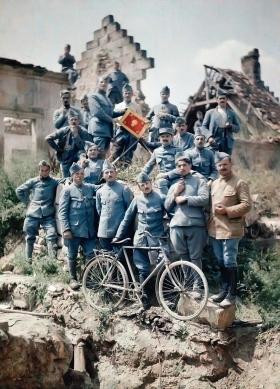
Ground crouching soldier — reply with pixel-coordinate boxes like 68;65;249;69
16;160;59;261
58;163;99;289
113;173;166;309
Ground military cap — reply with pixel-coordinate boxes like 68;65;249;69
102;159;116;172
136;172;151;183
175;152;191;164
159;127;174;136
122;83;133;93
160;86;170;94
214;152;231;163
175;117;186;126
217;89;228;98
68;111;79;119
85;141;98;151
194;128;206;138
60;89;71;97
69;162;84;175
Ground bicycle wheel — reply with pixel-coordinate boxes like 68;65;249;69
82;254;129;311
158;260;208;321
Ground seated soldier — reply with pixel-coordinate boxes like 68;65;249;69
142;128;181;195
58;44;78;87
173;117;194;151
113;173;166;309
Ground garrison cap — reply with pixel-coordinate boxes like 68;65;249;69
160;86;170;94
159;127;174;136
217;89;228;98
214;152;231;163
194;128;206;138
69;162;84;175
175;152;191;164
102;159;116;172
175;117;186;126
122;83;133;93
85;141;99;151
136;172;151;183
60;89;71;97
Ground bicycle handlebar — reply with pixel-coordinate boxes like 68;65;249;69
112;237;132;245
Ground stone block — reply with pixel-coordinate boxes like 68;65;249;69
123;44;136;56
93;28;106;41
178;296;236;330
102;15;114;27
106;22;121;33
86;40;98;50
135;58;154;70
129;69;146;81
108;30;126;42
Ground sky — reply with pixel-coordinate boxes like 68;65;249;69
1;0;280;111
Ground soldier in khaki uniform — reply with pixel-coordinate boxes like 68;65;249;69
208;152;251;307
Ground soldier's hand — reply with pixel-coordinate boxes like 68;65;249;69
225;122;232;129
173;179;185;196
214;204;227;215
80;157;89;168
63;230;73;240
175;195;187;205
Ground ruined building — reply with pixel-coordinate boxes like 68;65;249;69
0;15;154;167
185;48;280;169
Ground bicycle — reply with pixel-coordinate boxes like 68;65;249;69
82;232;209;321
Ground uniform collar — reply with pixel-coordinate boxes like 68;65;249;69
220;172;234;182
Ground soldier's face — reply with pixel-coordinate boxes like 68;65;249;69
160;93;169;103
62;95;70;107
216;158;232;177
176;161;191;176
194;136;205;149
69;117;79;127
218;97;227;108
159;134;173;145
88;146;99;159
39;166;50;178
103;169;117;182
177;124;187;134
123;90;132;102
81;98;89;110
98;79;108;92
138;181;152;194
72;170;84;185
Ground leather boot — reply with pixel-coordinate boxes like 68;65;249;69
47;241;57;259
210;266;228;303
25;241;34;262
220;267;237;308
139;274;151;310
68;260;79;290
189;259;203;300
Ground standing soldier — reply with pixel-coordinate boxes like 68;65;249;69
16;160;59;261
113;173;166;309
202;91;240;155
107;61;129;105
58;163;99;290
80;95;92;130
142;128;181;194
88;77;125;155
46;113;92;178
173;117;194;151
110;83;142;164
147;86;179;142
208;152;251;307
96;161;133;252
80;142;104;185
53;90;83;130
165;155;209;297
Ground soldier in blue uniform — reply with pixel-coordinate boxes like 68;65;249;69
53;90;83;130
80;142;104;185
142;128;181;194
173;117;194;151
193;111;204;132
46;113;92;178
165;155;209;298
96;161;133;252
147;86;179;142
107;61;129;105
114;172;166;309
58;44;78;87
58;163;99;290
16;160;59;261
80;95;92;130
201;91;240;155
88;77;125;154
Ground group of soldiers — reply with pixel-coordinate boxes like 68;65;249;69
15;63;252;310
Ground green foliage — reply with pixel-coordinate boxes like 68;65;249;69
174;324;189;340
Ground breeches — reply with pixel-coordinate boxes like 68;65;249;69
170;226;207;261
210;237;240;268
23;215;57;243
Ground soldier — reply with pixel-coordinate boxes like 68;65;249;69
142;128;181;194
53;90;83;129
80;142;104;185
201;91;240;154
80;94;92;130
165;155;209;298
46;113;92;178
58;44;78;87
96;161;133;251
147;86;179;142
16;160;59;261
110;83;142;164
58;163;99;290
193;111;204;131
173;117;194;151
107;61;129;105
88;76;125;154
113;173;166;309
208;152;251;307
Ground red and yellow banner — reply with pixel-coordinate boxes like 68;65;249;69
118;109;149;138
